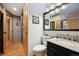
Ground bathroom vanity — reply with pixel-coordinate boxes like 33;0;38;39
43;3;79;56
47;38;79;56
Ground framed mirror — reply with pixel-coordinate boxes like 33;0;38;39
43;3;79;31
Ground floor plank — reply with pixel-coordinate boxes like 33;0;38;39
1;42;26;56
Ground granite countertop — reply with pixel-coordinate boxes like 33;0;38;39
47;38;79;53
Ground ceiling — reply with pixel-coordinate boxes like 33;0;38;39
29;3;50;15
2;3;50;16
2;3;25;16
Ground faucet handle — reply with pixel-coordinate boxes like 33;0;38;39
66;34;69;40
73;35;78;42
56;34;63;39
59;34;63;38
78;36;79;42
67;35;74;41
56;34;61;38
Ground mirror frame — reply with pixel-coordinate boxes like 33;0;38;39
43;3;79;31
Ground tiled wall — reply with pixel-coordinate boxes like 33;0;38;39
44;31;79;37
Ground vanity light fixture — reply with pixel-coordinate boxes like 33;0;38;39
55;3;63;6
45;8;49;12
49;4;55;10
46;3;68;17
49;3;63;10
50;11;54;15
55;8;60;13
61;4;68;10
50;8;60;15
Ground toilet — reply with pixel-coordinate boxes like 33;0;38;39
33;37;47;56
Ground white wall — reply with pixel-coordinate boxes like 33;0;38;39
13;16;22;42
28;14;43;55
28;3;48;55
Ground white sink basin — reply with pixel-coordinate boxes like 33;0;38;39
47;38;79;53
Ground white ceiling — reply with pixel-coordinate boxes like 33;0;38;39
2;3;25;16
2;3;50;16
29;3;50;15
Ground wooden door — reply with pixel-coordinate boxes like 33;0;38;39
3;7;8;53
3;7;13;53
23;4;28;55
55;20;60;29
9;16;13;47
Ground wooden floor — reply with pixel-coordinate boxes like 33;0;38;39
1;42;26;56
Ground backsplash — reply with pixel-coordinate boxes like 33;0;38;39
43;31;79;42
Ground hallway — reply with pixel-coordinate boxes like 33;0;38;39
0;3;28;56
1;42;26;56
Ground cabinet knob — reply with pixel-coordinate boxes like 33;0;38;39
3;32;7;33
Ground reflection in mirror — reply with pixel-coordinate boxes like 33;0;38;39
44;3;79;31
61;19;68;29
50;21;55;30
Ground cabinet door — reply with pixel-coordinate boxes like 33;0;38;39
47;41;79;56
47;42;63;56
47;46;59;56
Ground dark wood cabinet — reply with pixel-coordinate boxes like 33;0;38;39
47;41;79;56
0;11;4;53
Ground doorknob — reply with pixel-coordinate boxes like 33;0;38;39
25;32;27;33
3;32;7;33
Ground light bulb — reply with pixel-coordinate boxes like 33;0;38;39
61;5;68;10
45;8;49;12
13;8;17;11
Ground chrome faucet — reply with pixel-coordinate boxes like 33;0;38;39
55;33;79;42
55;34;63;39
73;35;78;42
66;34;69;40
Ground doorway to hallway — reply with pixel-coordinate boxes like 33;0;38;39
1;4;28;56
